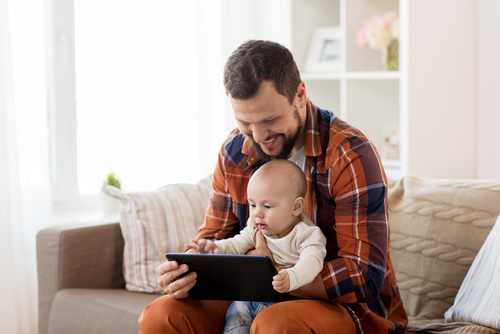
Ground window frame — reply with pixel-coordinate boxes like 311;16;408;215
45;0;289;212
46;0;81;208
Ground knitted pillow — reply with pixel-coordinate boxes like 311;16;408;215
387;175;500;320
102;176;212;293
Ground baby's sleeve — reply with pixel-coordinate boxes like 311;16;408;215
285;226;327;291
214;224;257;255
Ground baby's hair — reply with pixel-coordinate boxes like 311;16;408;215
252;160;307;198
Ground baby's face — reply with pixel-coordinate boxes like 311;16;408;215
247;174;298;238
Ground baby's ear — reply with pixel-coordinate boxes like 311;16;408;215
292;197;304;216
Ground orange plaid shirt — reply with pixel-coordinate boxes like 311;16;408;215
198;101;408;333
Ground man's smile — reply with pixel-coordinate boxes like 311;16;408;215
261;135;280;148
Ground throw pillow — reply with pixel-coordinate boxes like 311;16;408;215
387;176;500;320
102;176;212;293
444;213;500;329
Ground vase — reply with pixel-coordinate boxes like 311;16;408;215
101;192;121;215
381;39;399;71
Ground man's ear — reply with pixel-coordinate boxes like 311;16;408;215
296;82;307;107
292;197;305;216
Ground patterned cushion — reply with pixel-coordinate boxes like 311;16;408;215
102;176;212;293
387;175;500;320
444;213;500;329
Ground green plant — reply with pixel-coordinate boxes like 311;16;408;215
104;172;121;189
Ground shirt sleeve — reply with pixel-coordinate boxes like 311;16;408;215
285;225;327;291
197;143;240;240
321;136;389;304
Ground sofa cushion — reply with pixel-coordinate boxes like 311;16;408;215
407;319;500;334
102;176;212;293
48;289;158;334
444;213;500;329
387;175;500;320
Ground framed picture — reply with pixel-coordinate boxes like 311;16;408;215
382;127;400;160
304;27;342;73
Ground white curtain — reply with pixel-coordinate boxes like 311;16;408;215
0;0;51;332
0;0;288;332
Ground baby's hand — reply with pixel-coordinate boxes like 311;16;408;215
186;238;220;254
272;269;290;293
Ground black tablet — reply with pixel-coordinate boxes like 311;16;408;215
165;253;291;302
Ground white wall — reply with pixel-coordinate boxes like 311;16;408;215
400;0;500;180
477;0;500;180
220;0;291;133
407;0;477;179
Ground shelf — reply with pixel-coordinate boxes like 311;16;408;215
294;0;403;177
345;71;400;80
301;72;342;81
292;0;478;179
301;71;400;81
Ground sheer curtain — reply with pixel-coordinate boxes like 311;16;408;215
0;0;288;331
0;0;51;332
2;0;228;331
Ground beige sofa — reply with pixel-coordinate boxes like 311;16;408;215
37;175;500;334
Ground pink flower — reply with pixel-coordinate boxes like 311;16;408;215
366;17;391;49
356;26;368;47
356;11;399;50
356;16;377;47
382;11;399;29
390;18;400;40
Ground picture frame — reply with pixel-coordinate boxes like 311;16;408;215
382;126;400;160
304;27;342;73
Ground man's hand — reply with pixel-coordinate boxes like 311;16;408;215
156;258;197;299
272;269;290;293
289;272;329;300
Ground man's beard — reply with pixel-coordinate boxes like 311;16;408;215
249;107;303;163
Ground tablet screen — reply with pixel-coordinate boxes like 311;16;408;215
166;253;291;302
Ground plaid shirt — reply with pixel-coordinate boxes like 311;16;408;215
198;101;408;333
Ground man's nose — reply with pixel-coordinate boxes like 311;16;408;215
251;125;268;144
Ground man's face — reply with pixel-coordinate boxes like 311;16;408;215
231;81;305;162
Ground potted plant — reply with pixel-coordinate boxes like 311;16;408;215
101;172;122;215
104;171;121;189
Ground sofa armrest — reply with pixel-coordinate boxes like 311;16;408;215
37;221;125;334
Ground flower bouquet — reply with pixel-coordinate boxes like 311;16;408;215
356;11;399;71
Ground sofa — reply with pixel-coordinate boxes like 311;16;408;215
37;175;500;334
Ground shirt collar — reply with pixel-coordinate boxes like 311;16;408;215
304;99;322;158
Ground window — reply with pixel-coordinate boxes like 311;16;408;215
48;0;230;208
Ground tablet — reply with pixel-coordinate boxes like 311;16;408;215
165;253;291;302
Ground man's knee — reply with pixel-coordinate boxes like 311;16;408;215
139;296;178;333
251;300;356;334
139;296;231;334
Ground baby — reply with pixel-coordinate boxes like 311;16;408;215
190;159;326;333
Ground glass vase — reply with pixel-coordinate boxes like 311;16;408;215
381;39;399;71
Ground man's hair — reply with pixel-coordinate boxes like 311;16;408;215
223;40;301;105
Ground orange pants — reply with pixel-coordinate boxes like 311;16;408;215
138;295;357;334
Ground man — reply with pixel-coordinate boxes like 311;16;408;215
139;40;408;333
